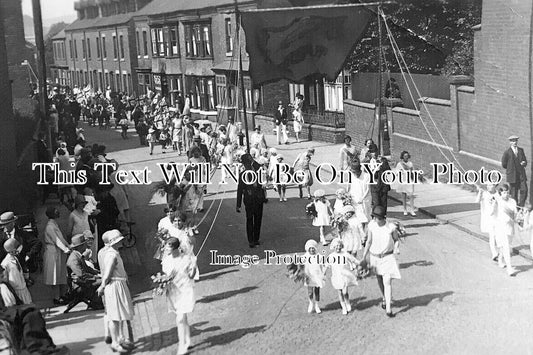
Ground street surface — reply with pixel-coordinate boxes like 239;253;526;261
44;123;533;354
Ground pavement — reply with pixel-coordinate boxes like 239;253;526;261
36;121;533;354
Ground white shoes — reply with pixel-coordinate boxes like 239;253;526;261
308;302;314;313
314;304;321;314
345;302;352;313
410;211;416;217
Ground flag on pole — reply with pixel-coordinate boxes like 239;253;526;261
241;5;373;85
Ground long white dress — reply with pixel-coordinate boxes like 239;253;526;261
339;144;357;170
347;171;371;223
392;161;415;195
340;217;362;254
43;219;70;286
478;190;497;234
162;254;197;314
100;248;134;321
495;196;517;246
1;254;32;304
312;200;331;227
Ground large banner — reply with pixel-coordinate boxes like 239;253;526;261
241;5;373;84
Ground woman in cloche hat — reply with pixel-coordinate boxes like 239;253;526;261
362;205;401;318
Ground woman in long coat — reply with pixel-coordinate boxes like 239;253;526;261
43;206;71;303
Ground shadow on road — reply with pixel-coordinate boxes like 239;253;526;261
395;291;454;314
197;286;258;304
399;260;434;269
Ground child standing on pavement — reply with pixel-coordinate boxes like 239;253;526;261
476;183;498;261
303;240;326;314
494;184;518;276
328;238;360;315
312;190;333;245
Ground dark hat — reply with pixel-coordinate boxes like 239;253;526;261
371;206;386;219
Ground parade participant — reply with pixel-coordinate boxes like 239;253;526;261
303;239;325;314
97;230;135;354
67;196;91;242
501;135;528;207
236;153;267;248
347;157;372;224
147;127;157;155
393;151;417;216
274;101;289;145
236;122;245;146
292;148;315;199
292;94;304;143
312;190;333;245
494;184;518;276
329;238;360;315
177;169;202;235
339;135;357;170
161;237;197;355
43;207;71;304
371;156;392;213
188;145;207;215
362;206;401;317
227;117;238;143
519;203;533;261
136;118;149;147
359;139;378;163
270;155;288;202
220;138;235;184
339;205;362;257
333;188;348;215
476;183;498;261
172;115;183;153
251;126;268;150
1;239;32;304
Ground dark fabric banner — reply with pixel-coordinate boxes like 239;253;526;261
241;6;373;85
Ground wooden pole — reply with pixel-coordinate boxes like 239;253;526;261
234;0;251;153
32;0;52;157
377;3;383;153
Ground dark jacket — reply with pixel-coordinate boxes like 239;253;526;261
501;147;527;183
236;162;266;209
274;107;288;125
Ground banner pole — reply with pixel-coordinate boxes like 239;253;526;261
226;2;394;13
235;0;251;153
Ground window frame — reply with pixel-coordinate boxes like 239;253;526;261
119;34;125;60
112;35;118;59
96;37;101;59
102;37;107;59
225;18;233;55
142;30;148;57
184;22;213;59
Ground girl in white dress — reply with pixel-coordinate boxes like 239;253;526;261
494;184;518;276
219;138;235;184
347;158;371;224
393;151;416;216
312;190;333;245
476;183;498;260
362;206;401;317
292;94;304;143
162;237;197;355
303;240;326;314
338;205;363;256
333;188;347;215
328;238;360;315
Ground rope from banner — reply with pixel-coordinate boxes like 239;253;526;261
195;185;226;257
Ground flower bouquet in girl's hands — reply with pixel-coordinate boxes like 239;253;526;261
393;221;407;242
150;272;173;297
355;260;370;279
332;214;348;232
305;202;317;218
286;263;306;284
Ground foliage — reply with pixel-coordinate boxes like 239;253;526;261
346;0;482;76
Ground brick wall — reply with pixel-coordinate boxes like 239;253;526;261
255;115;345;143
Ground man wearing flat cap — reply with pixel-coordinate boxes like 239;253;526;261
501;135;528;206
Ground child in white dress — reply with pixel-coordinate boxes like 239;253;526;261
333;188;347;215
518;203;533;261
393;151;416;216
328;238;360;315
476;183;498;260
312;190;333;245
495;184;518;276
339;205;363;256
303;240;326;314
162;237;197;355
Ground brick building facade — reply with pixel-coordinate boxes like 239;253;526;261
344;0;533;203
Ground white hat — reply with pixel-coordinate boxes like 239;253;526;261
313;189;325;198
508;135;519;141
329;238;343;250
102;229;124;246
305;239;318;252
341;205;355;214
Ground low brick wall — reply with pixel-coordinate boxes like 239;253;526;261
254;115;345;143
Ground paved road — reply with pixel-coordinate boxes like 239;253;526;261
47;123;533;354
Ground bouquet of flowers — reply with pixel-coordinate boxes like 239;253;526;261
150;272;173;297
356;260;370;279
286;263;306;284
393;221;407;242
305;202;317;218
516;208;527;228
332;214;348;232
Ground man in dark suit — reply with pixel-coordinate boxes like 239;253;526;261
501;135;528;206
66;235;101;296
236;154;267;248
274;101;289;145
0;212;42;275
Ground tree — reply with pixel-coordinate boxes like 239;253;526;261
346;0;482;76
44;22;67;77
